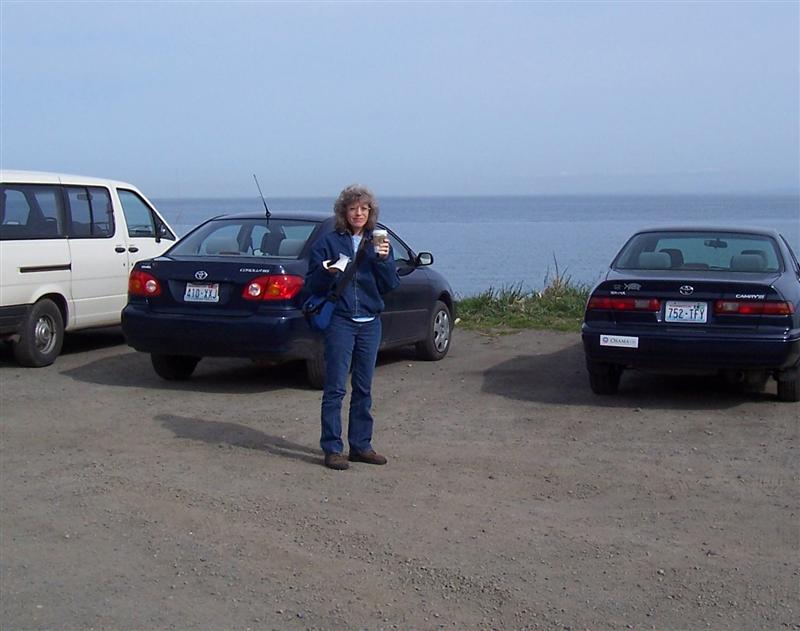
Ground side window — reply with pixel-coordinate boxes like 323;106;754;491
35;189;63;227
0;185;65;240
118;189;172;239
2;189;30;224
66;186;114;238
781;235;800;273
389;232;413;265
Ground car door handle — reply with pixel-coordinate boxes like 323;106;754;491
128;246;139;253
115;246;126;253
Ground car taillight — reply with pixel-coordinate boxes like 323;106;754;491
587;296;661;311
242;274;304;301
714;300;795;315
129;270;162;297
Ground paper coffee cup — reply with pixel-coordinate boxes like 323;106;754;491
373;229;388;252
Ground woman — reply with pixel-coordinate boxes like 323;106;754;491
305;185;400;470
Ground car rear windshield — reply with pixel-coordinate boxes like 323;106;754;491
168;218;319;259
613;231;782;273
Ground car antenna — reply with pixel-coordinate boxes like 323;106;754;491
253;174;271;220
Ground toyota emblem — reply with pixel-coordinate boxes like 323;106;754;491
195;270;208;280
679;285;694;295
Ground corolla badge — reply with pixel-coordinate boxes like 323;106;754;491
679;285;694;295
195;270;208;280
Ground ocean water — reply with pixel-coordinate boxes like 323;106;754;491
153;195;800;298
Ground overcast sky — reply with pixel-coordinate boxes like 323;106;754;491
2;1;798;197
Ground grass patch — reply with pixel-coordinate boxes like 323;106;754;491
455;265;590;333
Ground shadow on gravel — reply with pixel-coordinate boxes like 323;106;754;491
157;413;320;464
63;351;310;393
0;327;126;367
62;342;418;393
60;327;127;354
482;341;775;410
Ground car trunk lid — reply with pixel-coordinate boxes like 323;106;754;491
587;270;789;332
137;258;305;316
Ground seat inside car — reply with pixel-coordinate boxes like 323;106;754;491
637;251;671;269
278;239;305;257
659;248;684;268
730;253;766;272
259;231;284;255
740;249;768;268
203;236;240;255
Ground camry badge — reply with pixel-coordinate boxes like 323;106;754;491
679;285;694;295
195;270;208;280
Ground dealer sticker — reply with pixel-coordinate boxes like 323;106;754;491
600;334;639;349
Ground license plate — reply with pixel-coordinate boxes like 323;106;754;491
184;282;219;303
665;300;707;323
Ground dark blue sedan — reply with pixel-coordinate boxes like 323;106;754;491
582;226;800;401
122;212;454;387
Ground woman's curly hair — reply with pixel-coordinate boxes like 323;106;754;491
333;184;379;233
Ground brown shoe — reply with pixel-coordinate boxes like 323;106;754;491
324;453;349;470
348;449;387;465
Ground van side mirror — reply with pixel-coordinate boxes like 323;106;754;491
156;222;173;242
416;252;433;266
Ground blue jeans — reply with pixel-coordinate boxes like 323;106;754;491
320;314;382;455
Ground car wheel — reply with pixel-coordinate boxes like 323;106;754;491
587;360;622;395
13;298;64;367
415;300;452;361
306;352;326;390
776;373;799;402
151;354;200;380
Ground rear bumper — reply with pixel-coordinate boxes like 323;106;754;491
581;322;800;372
121;304;321;361
0;304;30;337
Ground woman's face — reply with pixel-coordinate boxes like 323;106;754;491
346;200;370;234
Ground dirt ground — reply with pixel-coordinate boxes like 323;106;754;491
1;326;797;630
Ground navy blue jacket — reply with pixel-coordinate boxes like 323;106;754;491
306;229;400;318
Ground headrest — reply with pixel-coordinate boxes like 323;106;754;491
730;254;765;272
637;251;671;269
204;236;240;255
658;248;684;267
278;238;305;257
259;231;284;255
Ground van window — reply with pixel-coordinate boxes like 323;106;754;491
0;184;65;240
66;186;114;238
118;188;173;239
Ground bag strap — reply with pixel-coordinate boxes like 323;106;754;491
330;234;369;301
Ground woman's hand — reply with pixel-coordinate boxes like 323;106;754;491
376;240;390;259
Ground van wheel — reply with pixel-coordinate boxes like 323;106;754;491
151;354;200;380
587;360;622;395
416;300;452;360
776;373;799;402
13;299;64;367
306;351;326;390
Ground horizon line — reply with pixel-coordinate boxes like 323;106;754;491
152;190;800;201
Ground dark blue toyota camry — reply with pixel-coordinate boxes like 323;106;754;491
581;226;800;401
122;212;454;387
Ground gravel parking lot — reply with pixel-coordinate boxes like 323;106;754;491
1;327;797;630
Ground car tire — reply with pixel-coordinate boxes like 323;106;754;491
415;300;452;361
13;298;64;367
151;354;200;380
776;374;799;402
587;360;622;395
306;352;326;390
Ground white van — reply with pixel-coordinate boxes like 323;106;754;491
0;170;176;366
